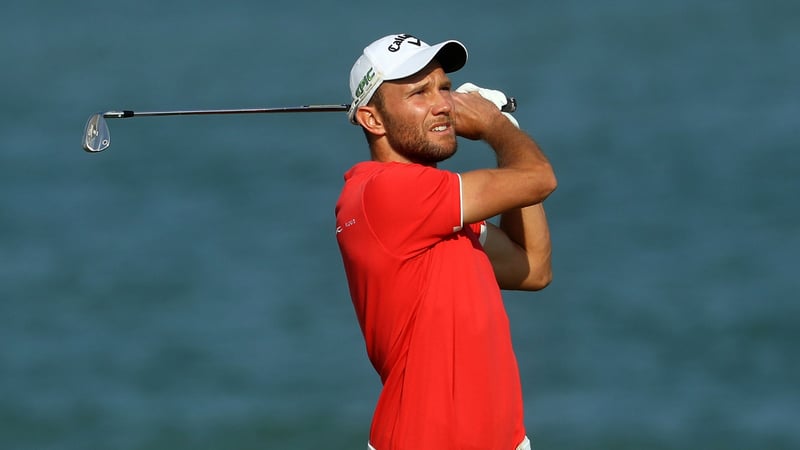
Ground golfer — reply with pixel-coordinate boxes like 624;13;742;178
335;33;557;450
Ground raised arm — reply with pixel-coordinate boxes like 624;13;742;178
454;90;557;290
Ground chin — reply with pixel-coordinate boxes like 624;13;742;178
414;146;458;165
393;135;458;165
437;146;458;162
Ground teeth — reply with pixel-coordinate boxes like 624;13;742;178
432;125;448;132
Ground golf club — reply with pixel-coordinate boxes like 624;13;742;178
82;98;517;153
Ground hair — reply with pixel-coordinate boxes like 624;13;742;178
370;88;386;114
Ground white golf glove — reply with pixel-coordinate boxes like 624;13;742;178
455;82;520;128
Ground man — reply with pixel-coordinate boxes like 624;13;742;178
335;33;557;450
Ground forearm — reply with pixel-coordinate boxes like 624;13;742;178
499;203;553;290
485;120;557;207
485;118;551;171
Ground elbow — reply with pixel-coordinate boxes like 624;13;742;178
541;164;558;198
536;272;553;291
527;163;557;204
522;267;553;291
496;264;552;291
505;261;552;291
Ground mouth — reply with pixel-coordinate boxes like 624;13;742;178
430;121;452;133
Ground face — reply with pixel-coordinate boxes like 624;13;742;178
373;62;457;165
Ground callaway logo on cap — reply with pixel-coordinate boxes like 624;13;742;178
348;33;468;124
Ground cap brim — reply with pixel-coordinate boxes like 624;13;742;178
384;40;467;81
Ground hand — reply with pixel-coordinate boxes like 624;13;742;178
452;89;510;141
456;83;520;128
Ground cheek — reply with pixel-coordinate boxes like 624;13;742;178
382;108;416;133
392;96;430;119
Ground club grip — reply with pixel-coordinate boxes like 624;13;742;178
501;97;517;113
103;111;136;118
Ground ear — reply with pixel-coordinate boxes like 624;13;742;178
355;106;385;137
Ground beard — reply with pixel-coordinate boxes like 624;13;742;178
382;111;458;165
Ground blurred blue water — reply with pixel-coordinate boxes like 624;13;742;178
2;1;798;449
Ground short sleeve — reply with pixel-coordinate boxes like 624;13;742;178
362;163;462;256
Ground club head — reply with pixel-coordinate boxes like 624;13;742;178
83;113;111;152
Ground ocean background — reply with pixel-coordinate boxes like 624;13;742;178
2;0;798;449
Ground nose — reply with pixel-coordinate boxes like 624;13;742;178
432;89;453;115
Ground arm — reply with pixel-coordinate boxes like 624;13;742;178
483;205;552;290
454;91;557;291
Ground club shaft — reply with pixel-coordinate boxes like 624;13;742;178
101;97;517;119
102;105;350;119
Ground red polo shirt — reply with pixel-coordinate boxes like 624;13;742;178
335;161;526;450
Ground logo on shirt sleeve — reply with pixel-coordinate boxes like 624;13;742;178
336;218;357;234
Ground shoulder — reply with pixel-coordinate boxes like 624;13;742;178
365;162;459;194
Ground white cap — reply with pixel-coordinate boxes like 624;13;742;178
348;34;468;124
